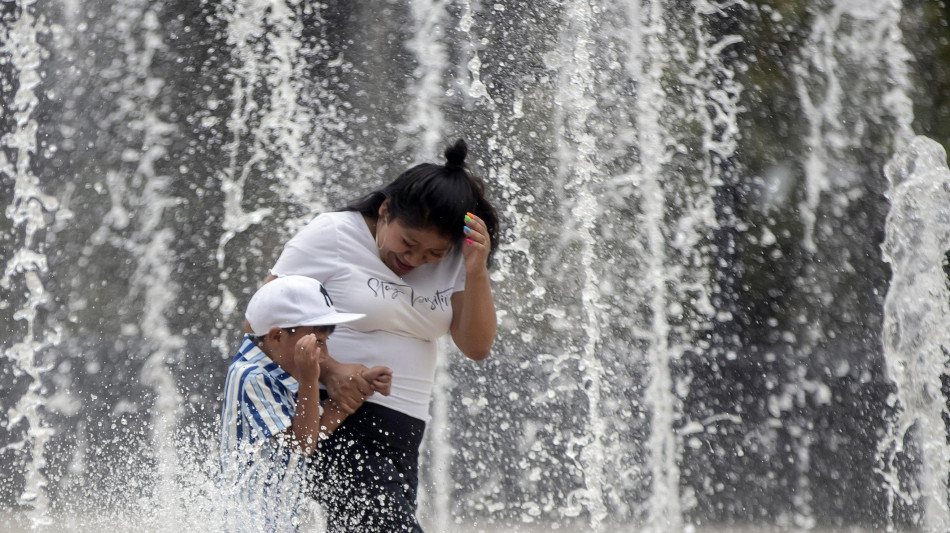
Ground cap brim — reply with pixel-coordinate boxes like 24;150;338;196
298;311;365;326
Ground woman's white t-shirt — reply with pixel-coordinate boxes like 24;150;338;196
270;211;465;421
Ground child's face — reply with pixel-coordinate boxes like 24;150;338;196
377;212;452;276
273;326;332;370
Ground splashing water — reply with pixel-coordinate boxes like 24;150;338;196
1;1;60;528
795;0;914;254
1;0;946;531
879;136;950;533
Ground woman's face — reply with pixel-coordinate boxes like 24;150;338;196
376;204;452;276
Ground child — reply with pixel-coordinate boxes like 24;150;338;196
218;275;392;530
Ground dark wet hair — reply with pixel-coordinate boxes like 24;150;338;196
344;139;500;265
284;325;335;335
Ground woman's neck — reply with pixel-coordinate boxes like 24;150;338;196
363;214;378;238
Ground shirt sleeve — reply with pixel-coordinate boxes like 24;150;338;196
240;372;295;441
271;213;340;282
452;251;466;293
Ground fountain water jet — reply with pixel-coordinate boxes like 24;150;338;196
880;136;950;532
1;1;60;527
1;1;947;531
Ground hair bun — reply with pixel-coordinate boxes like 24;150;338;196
444;138;467;170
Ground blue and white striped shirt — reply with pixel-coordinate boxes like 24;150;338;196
218;335;308;531
219;335;299;454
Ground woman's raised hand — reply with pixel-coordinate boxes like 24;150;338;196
462;211;490;275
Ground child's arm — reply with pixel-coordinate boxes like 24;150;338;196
316;399;348;438
288;334;324;456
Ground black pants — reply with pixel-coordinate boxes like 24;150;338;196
313;398;426;533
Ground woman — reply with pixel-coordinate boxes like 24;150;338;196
264;138;499;532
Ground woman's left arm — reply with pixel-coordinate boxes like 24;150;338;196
450;213;497;361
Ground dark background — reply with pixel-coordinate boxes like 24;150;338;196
2;0;950;530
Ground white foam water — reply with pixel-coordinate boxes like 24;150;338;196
880;136;950;532
0;0;941;531
1;1;60;527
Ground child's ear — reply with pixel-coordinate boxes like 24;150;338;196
378;199;389;221
266;327;283;343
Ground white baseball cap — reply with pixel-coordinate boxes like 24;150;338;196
245;275;365;335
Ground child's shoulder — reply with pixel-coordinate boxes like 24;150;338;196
226;338;268;379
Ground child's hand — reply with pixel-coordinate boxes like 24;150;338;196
294;334;322;385
362;366;393;397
